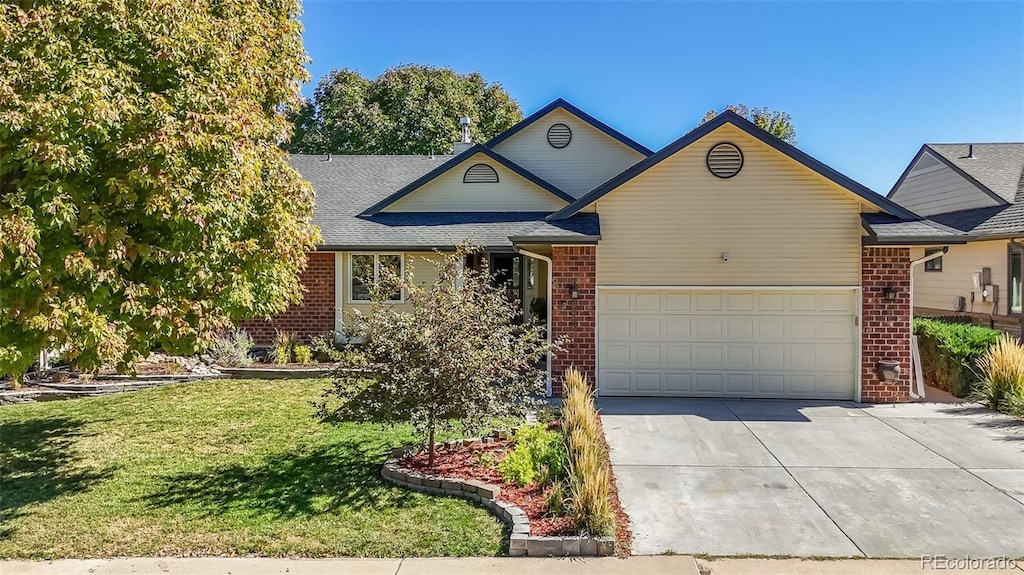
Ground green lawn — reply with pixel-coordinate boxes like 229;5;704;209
0;379;504;559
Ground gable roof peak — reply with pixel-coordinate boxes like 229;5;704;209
548;108;918;221
485;98;653;156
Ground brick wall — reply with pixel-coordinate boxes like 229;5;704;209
550;245;597;396
240;252;336;345
861;247;912;403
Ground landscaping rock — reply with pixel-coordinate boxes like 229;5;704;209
511;523;530;535
406;473;423;486
563;537;582;556
422;476;441;489
596;537;615;556
476;483;500;499
441;479;462;492
526;536;562;557
509;534;528;557
580;537;597;556
462;479;485;493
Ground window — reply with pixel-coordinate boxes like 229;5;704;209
349;253;404;303
1011;244;1022;315
924;249;943;272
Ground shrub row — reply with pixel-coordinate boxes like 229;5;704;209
914;317;1002;397
560;367;615;537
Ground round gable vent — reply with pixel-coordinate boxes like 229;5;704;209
547;123;572;148
706;142;743;178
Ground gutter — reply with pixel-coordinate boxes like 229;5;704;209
909;246;949;399
515;247;554;397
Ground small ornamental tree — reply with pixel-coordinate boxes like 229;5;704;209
317;248;556;467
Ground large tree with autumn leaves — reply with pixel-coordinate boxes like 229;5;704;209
0;0;319;384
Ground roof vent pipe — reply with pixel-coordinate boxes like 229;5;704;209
453;117;474;154
325;153;332;162
967;144;975;159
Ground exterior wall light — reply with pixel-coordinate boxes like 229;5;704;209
882;285;898;301
568;282;580;299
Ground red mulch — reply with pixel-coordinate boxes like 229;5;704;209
402;440;577;536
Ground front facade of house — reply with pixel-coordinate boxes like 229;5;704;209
245;99;964;403
888;143;1024;336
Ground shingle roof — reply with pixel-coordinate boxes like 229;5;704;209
927;203;1024;237
291;154;599;249
926;143;1024;204
860;213;969;245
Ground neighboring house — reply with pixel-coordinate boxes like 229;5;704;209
244;98;965;403
887;143;1024;336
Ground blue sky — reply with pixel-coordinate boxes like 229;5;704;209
300;1;1023;195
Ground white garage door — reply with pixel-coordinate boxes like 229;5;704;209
598;288;858;399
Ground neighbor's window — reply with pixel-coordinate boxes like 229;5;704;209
924;249;943;272
350;253;404;303
1011;244;1022;315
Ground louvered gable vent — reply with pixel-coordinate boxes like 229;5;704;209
706;143;744;178
463;163;499;183
547;123;572;148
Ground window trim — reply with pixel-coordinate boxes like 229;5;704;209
348;253;406;304
924;249;943;272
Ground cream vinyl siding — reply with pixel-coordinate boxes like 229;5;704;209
339;252;445;320
889;151;1002;216
595;124;867;286
492;108;646;199
383;153;566;212
911;241;1010;316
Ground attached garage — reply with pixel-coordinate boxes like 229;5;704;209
597;288;859;399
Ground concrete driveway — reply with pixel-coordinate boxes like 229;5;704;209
599;397;1024;557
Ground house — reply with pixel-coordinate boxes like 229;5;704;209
887;143;1024;336
244;98;966;402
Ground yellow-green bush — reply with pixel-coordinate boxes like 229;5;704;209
914;318;1002;397
976;334;1024;415
561;367;615;537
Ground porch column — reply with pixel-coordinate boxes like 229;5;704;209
861;247;913;403
550;245;597;396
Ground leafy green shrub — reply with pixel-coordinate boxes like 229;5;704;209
561;367;615;536
208;330;254;367
293;345;312;365
310;332;344;362
499;425;566;487
976;334;1024;415
914;318;1002;397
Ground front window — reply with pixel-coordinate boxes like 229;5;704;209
1011;244;1022;315
924;249;943;272
349;253;404;303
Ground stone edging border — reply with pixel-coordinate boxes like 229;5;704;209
381;437;615;557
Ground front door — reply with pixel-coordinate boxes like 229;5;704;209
491;254;524;321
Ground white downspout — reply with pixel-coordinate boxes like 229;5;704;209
516;248;553;397
909;246;949;399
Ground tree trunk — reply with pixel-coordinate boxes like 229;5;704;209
11;371;22;390
427;425;435;468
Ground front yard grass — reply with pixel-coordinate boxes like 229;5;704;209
0;379;504;559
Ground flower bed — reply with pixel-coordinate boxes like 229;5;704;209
381;368;627;557
381;432;615;557
401;435;575;537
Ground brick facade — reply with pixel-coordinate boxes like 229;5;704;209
861;247;913;403
550;245;597;396
240;252;336;345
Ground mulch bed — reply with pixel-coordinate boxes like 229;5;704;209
402;440;577;536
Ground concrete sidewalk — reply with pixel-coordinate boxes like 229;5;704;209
2;557;697;575
5;557;1023;575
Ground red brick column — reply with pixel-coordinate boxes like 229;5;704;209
861;247;912;403
240;251;336;345
550;245;597;396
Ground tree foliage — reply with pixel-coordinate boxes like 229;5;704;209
284;65;523;155
0;0;319;383
702;104;797;145
317;248;556;467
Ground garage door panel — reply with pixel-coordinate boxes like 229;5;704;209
598;288;857;399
